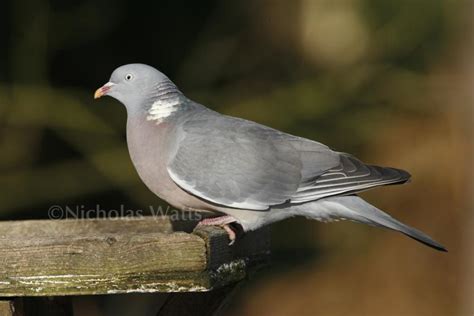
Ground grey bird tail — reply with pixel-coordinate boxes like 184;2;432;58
373;213;448;252
299;196;447;252
359;205;447;252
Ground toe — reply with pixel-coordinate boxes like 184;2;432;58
223;224;236;245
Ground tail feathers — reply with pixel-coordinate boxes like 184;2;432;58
307;196;447;252
364;210;447;252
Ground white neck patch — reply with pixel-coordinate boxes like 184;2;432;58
146;98;180;123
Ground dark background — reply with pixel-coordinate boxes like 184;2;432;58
0;0;473;315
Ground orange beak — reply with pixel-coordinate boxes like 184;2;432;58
94;82;114;99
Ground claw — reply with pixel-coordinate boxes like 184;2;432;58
223;224;236;245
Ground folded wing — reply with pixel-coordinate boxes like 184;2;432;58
167;109;410;210
167;111;340;210
290;154;411;203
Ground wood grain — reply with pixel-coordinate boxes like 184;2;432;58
0;217;269;297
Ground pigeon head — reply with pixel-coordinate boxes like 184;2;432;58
94;64;174;113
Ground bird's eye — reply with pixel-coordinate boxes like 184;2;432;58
125;74;133;81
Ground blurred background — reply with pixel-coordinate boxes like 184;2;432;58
0;0;472;315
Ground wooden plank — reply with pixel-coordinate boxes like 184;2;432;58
0;300;15;316
0;217;269;297
194;225;271;270
0;216;194;237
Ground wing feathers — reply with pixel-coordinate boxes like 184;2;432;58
291;155;410;203
167;108;410;210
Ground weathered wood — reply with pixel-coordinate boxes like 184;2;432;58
0;217;269;297
0;300;15;316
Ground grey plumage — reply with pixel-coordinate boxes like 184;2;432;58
95;63;446;252
291;154;411;203
169;110;340;210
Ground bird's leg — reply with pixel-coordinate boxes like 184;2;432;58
197;215;238;245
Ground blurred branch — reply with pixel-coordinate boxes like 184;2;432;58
0;160;109;211
0;85;157;212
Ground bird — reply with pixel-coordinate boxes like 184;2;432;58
94;63;446;251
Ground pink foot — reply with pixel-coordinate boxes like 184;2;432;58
197;215;238;245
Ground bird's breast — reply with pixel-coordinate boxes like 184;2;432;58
125;117;215;211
